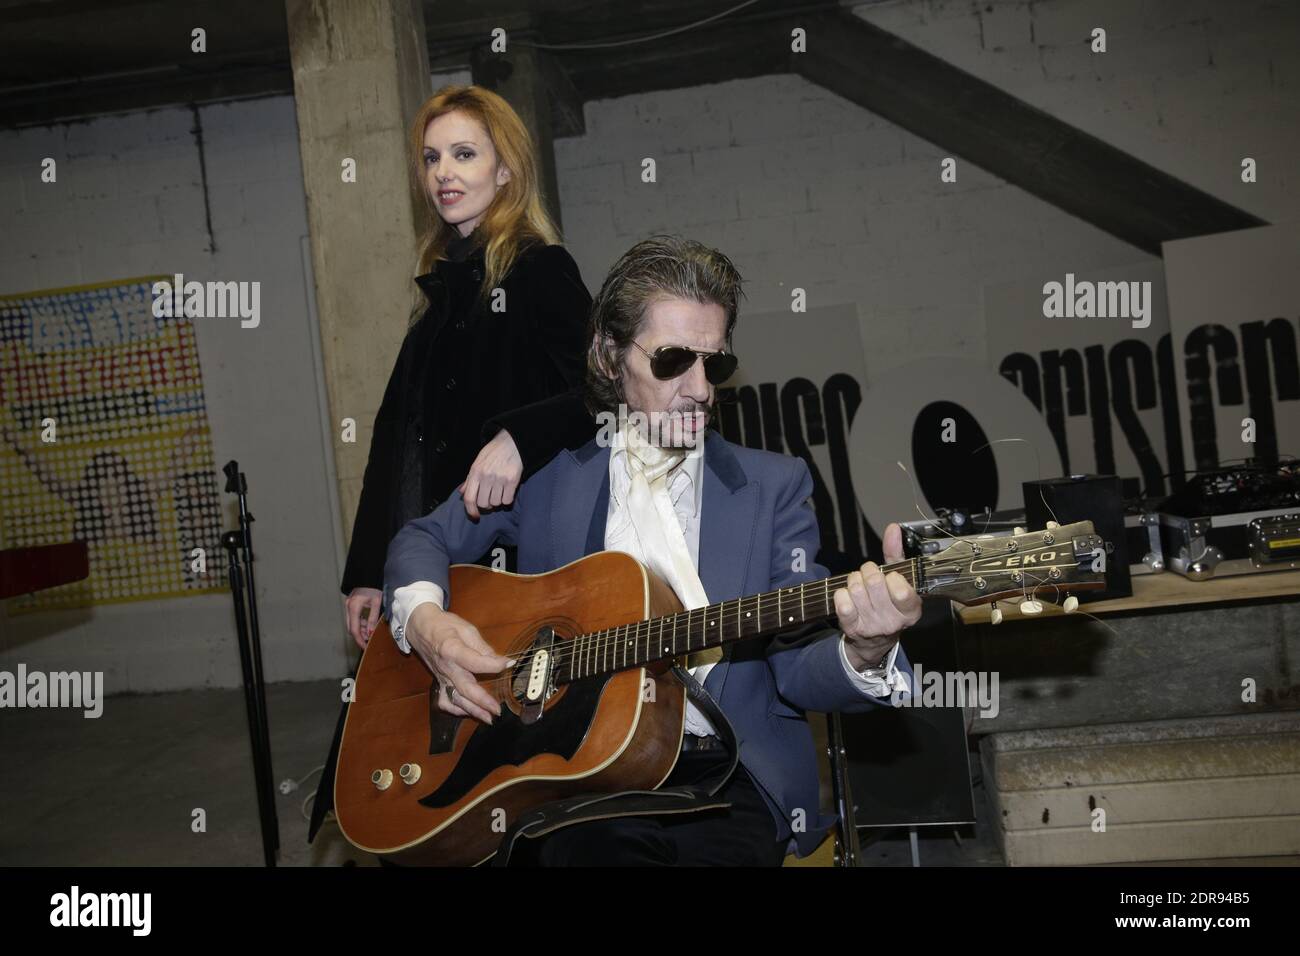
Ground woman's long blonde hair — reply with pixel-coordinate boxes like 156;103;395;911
408;85;560;313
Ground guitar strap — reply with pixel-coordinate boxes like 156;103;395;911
488;664;740;867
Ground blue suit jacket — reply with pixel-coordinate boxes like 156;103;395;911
384;428;913;857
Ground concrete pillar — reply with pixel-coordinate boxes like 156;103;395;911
285;0;432;545
473;43;563;230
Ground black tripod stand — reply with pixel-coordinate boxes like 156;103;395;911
222;460;279;867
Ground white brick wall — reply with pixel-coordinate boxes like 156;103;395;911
551;0;1293;366
855;0;1295;224
558;70;1133;364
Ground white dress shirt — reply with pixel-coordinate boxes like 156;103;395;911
390;442;907;732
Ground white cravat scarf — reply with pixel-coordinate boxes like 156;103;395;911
615;423;711;617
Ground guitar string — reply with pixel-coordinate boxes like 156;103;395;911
497;532;1071;675
465;574;1036;696
967;438;1062;530
1018;567;1120;637
469;559;1089;695
481;564;915;679
467;575;1088;698
488;562;1059;681
467;569;908;693
457;537;1089;693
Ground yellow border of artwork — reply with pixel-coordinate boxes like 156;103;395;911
0;275;170;301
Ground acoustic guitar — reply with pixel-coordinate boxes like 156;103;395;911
335;521;1105;864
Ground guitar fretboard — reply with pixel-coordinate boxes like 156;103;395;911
553;558;921;685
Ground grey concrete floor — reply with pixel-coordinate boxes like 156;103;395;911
5;674;1293;879
2;677;1007;866
0;678;375;866
0;677;1012;868
5;680;1290;867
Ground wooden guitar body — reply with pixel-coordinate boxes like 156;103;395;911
335;551;687;866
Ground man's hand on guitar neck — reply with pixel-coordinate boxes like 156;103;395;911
835;522;923;670
406;602;516;725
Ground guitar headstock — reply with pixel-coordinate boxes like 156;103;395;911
915;521;1107;607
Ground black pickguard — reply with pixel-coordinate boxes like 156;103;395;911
418;674;611;809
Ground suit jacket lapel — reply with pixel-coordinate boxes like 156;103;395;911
584;470;610;555
552;437;610;568
698;429;756;604
696;430;755;701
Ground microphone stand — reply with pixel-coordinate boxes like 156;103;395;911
222;460;279;867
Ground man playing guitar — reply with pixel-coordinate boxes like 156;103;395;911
383;234;923;865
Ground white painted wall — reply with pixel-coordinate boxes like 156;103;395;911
0;97;350;690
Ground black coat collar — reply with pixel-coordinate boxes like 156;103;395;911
414;243;484;297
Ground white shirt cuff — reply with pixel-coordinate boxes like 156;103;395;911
839;636;907;698
390;581;446;654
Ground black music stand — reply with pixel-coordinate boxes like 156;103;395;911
222;460;279;867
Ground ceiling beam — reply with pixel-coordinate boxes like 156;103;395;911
0;58;292;127
794;7;1266;254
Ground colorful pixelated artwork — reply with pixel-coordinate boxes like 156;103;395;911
0;277;226;611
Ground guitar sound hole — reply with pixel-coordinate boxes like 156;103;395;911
505;622;575;711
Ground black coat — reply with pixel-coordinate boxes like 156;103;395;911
339;237;595;594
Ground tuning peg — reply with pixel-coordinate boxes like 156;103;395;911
990;604;1003;625
1045;521;1060;530
1062;596;1079;614
1020;599;1043;615
1013;526;1027;536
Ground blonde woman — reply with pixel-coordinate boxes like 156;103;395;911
314;86;593;844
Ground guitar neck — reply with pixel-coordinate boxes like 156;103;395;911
553;559;922;685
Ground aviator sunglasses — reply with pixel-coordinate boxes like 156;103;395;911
631;340;739;384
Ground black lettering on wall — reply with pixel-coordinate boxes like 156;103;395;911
1240;317;1300;463
1183;324;1243;470
823;373;871;564
1041;349;1087;474
758;382;784;454
1108;339;1165;499
1002;338;1182;498
999;352;1042;410
717;374;877;570
913;400;998;514
780;377;838;552
1155;333;1186;492
1084;344;1116;478
717;385;760;449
